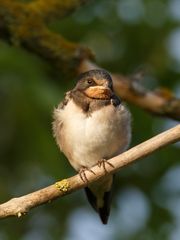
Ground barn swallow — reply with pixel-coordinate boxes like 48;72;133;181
53;69;131;224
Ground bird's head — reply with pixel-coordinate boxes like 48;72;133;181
74;69;113;100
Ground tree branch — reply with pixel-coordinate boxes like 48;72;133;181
0;1;179;119
79;60;180;121
0;124;179;219
113;74;180;120
0;0;93;75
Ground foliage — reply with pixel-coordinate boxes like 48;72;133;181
0;0;179;239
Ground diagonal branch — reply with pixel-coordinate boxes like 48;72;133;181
79;60;180;121
0;1;179;119
0;0;93;75
112;73;180;120
0;124;179;219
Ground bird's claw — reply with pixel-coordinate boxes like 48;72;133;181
98;158;114;173
79;167;96;183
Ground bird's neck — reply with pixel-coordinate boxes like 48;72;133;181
71;90;111;114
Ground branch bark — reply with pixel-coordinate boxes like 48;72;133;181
79;60;180;121
0;124;179;219
0;0;93;75
0;1;180;120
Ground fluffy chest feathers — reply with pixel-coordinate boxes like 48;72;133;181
53;99;131;171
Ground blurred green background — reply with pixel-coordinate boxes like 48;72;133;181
0;0;180;239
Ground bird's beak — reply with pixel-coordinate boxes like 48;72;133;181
84;86;112;100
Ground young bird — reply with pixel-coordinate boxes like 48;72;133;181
53;69;131;224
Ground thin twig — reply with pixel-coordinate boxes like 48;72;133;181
0;124;179;219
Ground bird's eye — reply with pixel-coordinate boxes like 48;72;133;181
87;79;93;84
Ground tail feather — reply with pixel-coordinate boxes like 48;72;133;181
84;187;98;212
99;191;112;224
84;175;113;224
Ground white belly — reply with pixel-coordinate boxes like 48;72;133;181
55;100;131;171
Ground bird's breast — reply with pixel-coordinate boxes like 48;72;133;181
56;99;131;170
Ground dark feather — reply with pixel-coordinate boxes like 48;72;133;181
58;91;71;110
99;191;112;224
84;187;98;212
84;183;113;224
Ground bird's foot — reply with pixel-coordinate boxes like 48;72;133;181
79;167;96;183
98;158;114;173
